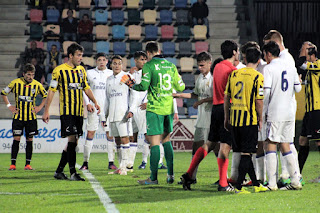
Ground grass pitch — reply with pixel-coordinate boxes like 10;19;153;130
0;152;319;213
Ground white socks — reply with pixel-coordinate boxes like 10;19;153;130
142;139;150;163
256;154;266;182
83;138;93;162
127;142;138;168
107;138;115;163
266;151;277;188
159;143;164;164
120;144;129;170
283;151;300;185
230;152;241;181
290;143;301;178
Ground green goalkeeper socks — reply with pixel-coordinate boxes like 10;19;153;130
162;141;174;176
150;145;160;181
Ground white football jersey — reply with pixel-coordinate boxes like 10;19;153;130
105;71;131;122
263;58;301;121
83;67;113;121
279;48;295;67
129;70;148;113
194;72;213;128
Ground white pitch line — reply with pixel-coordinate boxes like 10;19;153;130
76;164;119;213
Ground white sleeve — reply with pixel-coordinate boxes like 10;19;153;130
104;87;109;120
300;62;307;70
129;89;139;113
293;69;302;93
263;68;271;118
173;98;178;114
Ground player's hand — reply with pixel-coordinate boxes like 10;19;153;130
8;106;19;114
224;119;231;132
129;66;138;74
174;113;179;122
126;112;133;119
193;100;203;109
299;74;302;84
139;103;147;110
120;74;135;88
172;93;180;98
32;106;41;114
95;103;101;114
87;104;94;113
42;111;50;124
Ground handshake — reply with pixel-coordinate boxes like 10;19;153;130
120;74;136;88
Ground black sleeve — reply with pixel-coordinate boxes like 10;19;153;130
296;56;306;68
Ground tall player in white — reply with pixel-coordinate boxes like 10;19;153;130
263;41;302;190
106;55;133;175
80;53;116;170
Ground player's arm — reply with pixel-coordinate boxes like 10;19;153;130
193;97;213;109
256;99;263;131
223;76;232;131
84;89;100;114
293;69;302;93
255;73;264;131
263;70;271;121
1;81;18;114
33;84;47;114
132;64;151;91
42;90;55;123
172;66;185;92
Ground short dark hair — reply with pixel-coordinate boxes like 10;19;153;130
51;44;57;48
67;43;84;58
111;55;122;63
240;41;260;54
245;47;261;64
221;40;238;59
197;51;212;62
263;41;280;57
211;57;223;74
146;41;160;54
82;14;89;18
133;51;147;60
24;63;35;73
95;52;107;60
263;30;283;43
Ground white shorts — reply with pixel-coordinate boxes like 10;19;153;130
132;109;147;134
258;120;267;141
87;112;110;132
194;127;210;142
109;119;133;137
266;121;295;143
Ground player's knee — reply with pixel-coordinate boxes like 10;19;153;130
299;136;308;146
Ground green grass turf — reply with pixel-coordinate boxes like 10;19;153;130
0;152;319;213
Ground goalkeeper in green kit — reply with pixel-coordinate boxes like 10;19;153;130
121;41;185;184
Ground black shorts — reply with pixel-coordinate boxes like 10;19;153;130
300;110;320;140
231;125;258;153
60;115;84;138
208;104;232;145
12;119;38;138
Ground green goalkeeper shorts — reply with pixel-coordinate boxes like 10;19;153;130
146;111;174;136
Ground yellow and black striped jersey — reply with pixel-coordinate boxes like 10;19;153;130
225;67;264;127
49;63;90;116
304;59;320;112
1;78;47;121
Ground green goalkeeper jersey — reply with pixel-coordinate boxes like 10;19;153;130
133;55;185;115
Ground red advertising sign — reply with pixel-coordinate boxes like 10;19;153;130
170;121;194;151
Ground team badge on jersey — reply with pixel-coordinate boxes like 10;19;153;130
31;89;36;94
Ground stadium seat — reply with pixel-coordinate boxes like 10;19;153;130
30;24;43;40
180;57;194;72
179;42;192;56
176;98;183;107
143;9;157;24
177;107;187;118
95;25;109;40
194;25;207;40
45;25;60;40
30;9;43;23
176;10;189;25
128;25;142;40
122;57;128;70
188;106;198;118
79;10;92;20
166;57;177;65
145;25;158;40
190;0;197;5
96;41;110;55
29;41;44;50
162;42;175;56
78;0;92;8
127;9;140;25
182;73;195;88
111;10;124;25
95;10;108;24
159;10;172;25
127;0;140;9
161;25;174;40
113;42;126;56
47;41;61;51
175;0;187;9
177;25;191;40
112;25;125;40
82;57;95;67
63;41;76;55
158;0;172;9
62;9;76;19
80;41;93;56
46;6;60;24
129;42;142;55
111;0;124;9
185;96;197;107
130;57;135;67
195;41;209;54
143;0;155;9
95;0;107;8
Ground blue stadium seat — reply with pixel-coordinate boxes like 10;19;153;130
111;10;124;24
95;9;108;24
190;0;197;5
176;10;189;25
127;9;140;25
188;106;198;117
112;25;126;40
130;57;135;67
175;0;187;9
158;0;172;9
166;57;177;65
177;25;191;40
95;0;108;8
159;10;172;25
96;41;110;55
113;42;126;56
80;41;93;56
30;24;43;40
46;6;60;24
181;74;195;88
47;41;61;52
162;42;175;56
129;41;142;55
145;25;157;40
179;42;192;56
177;107;187;118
